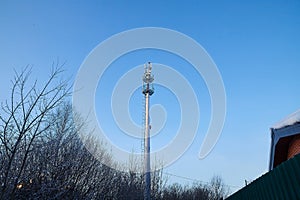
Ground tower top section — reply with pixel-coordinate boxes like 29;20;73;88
142;62;154;96
143;62;154;84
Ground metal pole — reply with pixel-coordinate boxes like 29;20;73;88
142;62;153;200
144;86;151;200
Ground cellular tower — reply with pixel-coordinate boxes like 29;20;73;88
142;62;154;200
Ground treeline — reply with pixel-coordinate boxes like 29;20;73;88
0;67;228;199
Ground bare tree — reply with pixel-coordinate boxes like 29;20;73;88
161;175;229;200
23;103;117;199
208;175;229;200
0;65;70;198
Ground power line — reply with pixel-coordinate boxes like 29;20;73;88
163;172;241;189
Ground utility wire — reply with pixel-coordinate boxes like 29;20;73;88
163;172;241;189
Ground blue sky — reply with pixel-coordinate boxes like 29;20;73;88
1;1;300;192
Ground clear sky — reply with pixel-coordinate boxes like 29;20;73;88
1;0;300;193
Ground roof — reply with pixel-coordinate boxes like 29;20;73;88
269;120;300;170
272;109;300;130
227;154;300;200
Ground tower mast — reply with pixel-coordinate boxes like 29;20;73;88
142;62;154;200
